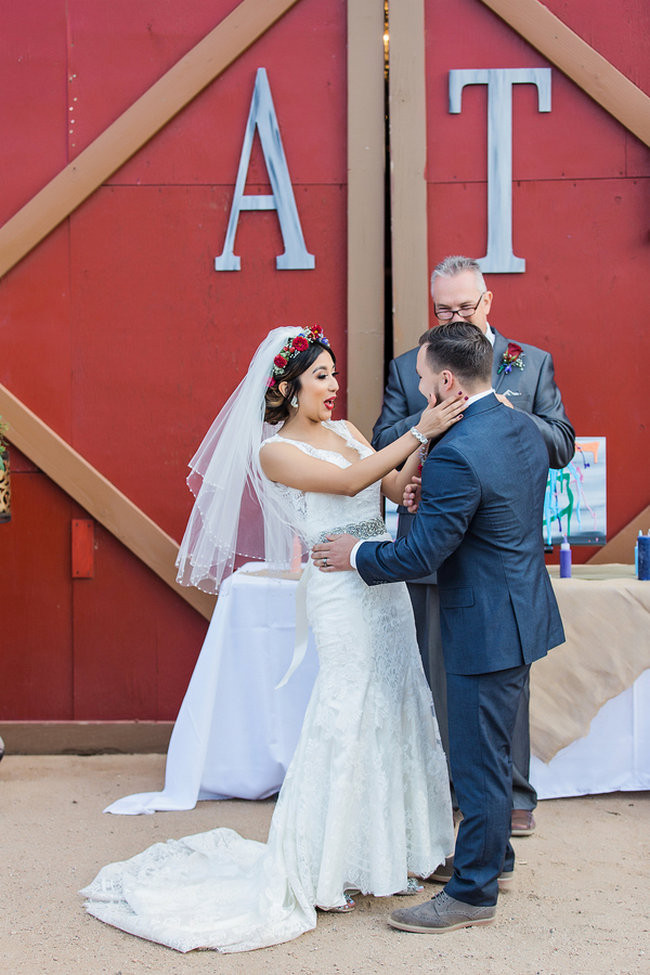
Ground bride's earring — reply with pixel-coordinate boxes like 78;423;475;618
290;395;298;408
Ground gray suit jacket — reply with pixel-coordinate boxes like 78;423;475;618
371;328;575;583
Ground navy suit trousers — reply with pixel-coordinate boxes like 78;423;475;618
445;663;530;906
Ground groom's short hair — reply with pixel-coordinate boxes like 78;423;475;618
419;322;492;384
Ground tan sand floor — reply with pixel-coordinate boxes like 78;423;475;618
1;754;647;975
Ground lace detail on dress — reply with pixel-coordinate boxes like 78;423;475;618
260;420;381;549
81;418;454;953
262;419;371;465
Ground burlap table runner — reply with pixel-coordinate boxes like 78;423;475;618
530;564;650;761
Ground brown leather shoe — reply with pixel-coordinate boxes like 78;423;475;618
511;809;536;836
428;857;455;883
428;857;514;891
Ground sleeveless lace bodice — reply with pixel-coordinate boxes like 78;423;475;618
261;420;385;547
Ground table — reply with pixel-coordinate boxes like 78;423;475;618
105;563;650;813
530;668;650;798
105;565;318;813
529;563;650;797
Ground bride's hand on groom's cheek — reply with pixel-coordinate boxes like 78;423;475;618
418;392;466;438
311;534;357;572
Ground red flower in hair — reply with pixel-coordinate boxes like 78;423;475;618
271;325;331;379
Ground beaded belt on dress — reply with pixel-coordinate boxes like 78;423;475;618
317;517;386;543
277;516;387;690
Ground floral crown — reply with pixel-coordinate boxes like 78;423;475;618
267;325;330;387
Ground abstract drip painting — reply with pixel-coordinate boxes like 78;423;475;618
544;438;606;546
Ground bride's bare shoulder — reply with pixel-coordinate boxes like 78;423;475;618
259;437;310;480
339;419;372;450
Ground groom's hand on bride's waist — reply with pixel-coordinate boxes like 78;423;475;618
311;534;358;572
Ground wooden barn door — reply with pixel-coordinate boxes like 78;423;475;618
386;0;649;559
0;0;386;731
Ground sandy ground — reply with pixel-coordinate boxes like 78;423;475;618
1;754;647;975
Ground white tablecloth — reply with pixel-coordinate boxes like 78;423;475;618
106;564;649;813
105;565;318;813
530;667;650;798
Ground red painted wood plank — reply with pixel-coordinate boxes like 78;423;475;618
71;519;94;578
0;473;73;719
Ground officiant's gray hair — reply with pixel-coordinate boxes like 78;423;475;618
419;321;492;384
430;255;486;294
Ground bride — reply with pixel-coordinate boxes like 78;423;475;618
81;325;461;952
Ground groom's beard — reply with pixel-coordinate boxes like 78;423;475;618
432;381;446;407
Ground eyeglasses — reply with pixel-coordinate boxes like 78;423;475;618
434;292;485;322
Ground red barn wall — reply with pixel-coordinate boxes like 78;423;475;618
0;0;648;722
425;0;649;559
0;0;348;720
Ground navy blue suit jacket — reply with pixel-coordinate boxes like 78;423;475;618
357;394;565;676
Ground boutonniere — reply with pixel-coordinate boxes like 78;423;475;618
416;444;428;476
497;342;525;374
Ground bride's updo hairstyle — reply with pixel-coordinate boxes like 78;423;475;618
264;325;335;424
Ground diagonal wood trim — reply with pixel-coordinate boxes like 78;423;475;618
0;383;216;620
346;0;385;437
478;0;650;146
586;505;650;565
0;0;302;279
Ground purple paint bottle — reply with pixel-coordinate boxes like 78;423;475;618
559;537;572;578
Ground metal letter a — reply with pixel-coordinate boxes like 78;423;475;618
215;68;315;271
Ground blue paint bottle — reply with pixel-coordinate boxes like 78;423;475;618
559;537;572;578
637;533;650;581
634;530;642;575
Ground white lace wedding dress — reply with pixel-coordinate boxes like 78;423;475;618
81;420;453;952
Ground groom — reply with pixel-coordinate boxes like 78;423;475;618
312;322;564;932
